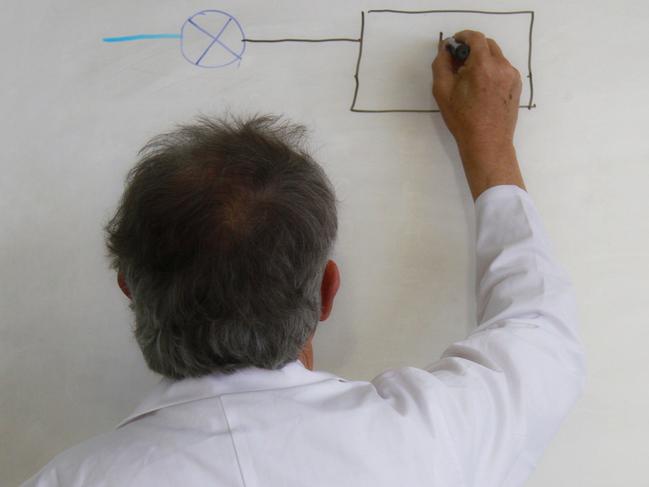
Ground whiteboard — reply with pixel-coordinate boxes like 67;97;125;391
2;1;649;485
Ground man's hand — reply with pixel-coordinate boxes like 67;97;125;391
432;30;526;200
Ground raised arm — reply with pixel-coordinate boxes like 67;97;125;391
430;31;586;484
372;31;586;487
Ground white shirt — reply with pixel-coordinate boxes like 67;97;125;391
23;185;586;487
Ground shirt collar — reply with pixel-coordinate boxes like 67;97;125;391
116;359;345;428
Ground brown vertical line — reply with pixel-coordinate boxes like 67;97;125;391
350;11;365;111
527;11;535;109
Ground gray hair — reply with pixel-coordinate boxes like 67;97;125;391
103;115;338;379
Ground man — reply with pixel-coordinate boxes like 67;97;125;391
23;31;585;486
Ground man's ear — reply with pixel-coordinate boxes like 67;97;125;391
320;260;340;321
117;272;132;300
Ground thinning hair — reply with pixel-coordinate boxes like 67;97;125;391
103;115;338;379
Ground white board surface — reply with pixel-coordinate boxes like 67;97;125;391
2;1;649;485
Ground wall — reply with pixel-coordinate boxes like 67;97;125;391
2;1;648;485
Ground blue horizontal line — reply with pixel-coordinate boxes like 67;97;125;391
102;33;181;43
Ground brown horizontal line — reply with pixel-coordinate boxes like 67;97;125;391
351;105;536;113
367;9;534;15
242;38;360;43
351;108;441;113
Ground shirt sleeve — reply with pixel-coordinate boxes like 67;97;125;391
372;185;586;487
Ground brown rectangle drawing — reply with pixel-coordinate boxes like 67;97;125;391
350;9;535;113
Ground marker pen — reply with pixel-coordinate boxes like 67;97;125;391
445;37;470;62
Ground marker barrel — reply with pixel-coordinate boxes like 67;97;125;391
445;37;470;61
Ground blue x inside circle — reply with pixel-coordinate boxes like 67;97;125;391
180;10;246;68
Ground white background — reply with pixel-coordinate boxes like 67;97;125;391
2;1;648;485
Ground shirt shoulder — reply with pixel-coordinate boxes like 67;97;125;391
22;430;122;487
22;397;247;487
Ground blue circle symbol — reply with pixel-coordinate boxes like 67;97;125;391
180;10;246;68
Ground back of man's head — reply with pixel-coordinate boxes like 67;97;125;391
103;115;338;379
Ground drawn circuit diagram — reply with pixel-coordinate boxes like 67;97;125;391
103;8;536;113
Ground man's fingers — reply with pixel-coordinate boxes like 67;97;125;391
432;40;454;97
453;30;490;65
486;38;505;59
